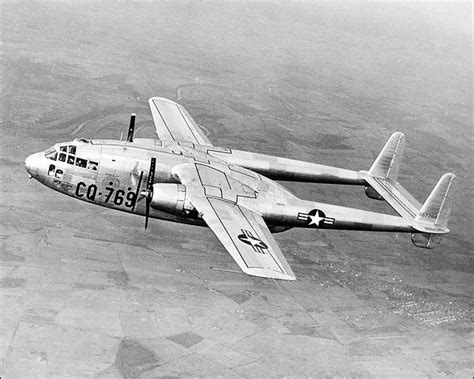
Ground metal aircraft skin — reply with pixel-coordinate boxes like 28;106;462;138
25;97;456;280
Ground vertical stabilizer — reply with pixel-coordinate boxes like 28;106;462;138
362;133;455;249
368;132;405;181
414;173;456;231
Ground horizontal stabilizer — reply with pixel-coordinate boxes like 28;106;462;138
363;174;421;220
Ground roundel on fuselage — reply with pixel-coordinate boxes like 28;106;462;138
102;175;120;188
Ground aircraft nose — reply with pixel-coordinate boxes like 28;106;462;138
24;153;41;176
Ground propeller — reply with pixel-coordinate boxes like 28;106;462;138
131;171;143;213
141;157;156;230
127;113;136;143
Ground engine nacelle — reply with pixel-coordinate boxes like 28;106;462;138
364;185;384;201
411;232;442;249
150;183;195;215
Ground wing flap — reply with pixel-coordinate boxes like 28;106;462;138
149;97;212;146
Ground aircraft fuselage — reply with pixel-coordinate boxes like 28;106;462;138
25;137;413;233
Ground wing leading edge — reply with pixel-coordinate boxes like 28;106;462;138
149;97;212;146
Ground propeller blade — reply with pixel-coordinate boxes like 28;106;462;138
131;171;144;212
145;195;150;230
144;157;156;230
127;113;136;143
147;157;156;190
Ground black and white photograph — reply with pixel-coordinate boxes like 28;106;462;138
1;0;472;377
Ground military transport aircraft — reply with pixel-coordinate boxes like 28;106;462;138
24;97;455;280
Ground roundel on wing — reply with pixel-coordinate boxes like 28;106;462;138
237;229;268;253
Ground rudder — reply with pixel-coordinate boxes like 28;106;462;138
368;132;405;181
411;173;456;248
414;173;455;231
363;132;421;219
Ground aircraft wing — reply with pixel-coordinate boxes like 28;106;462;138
148;97;212;146
191;195;296;280
173;164;296;280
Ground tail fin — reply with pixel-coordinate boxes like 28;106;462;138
362;132;421;219
411;173;455;248
368;131;405;181
361;133;456;249
413;173;455;232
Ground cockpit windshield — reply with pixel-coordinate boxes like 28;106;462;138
44;148;57;161
44;144;98;171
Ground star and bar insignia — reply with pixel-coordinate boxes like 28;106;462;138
237;229;268;254
297;209;335;228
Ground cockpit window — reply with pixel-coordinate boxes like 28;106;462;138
76;157;87;168
87;161;98;170
55;144;98;171
67;155;75;165
45;149;57;161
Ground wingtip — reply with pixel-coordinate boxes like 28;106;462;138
274;274;297;281
241;267;297;281
148;96;178;105
391;131;406;139
442;172;456;181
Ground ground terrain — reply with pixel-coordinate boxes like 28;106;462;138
1;2;472;378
